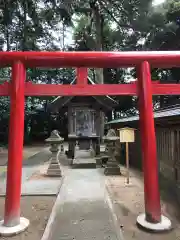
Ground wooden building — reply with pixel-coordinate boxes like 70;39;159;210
108;105;180;201
49;76;118;160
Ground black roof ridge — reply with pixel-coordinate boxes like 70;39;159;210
107;104;180;124
155;104;180;112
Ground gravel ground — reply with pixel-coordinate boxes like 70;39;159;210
0;196;56;240
106;166;180;240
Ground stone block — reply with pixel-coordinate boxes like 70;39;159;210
104;166;121;175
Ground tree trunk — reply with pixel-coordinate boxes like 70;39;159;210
91;2;105;140
22;1;27;51
92;3;103;84
6;27;10;51
3;1;10;51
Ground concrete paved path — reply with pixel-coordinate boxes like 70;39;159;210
0;149;63;196
42;169;119;240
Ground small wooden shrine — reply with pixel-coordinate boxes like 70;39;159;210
49;68;118;163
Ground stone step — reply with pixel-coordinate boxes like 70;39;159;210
72;158;96;169
74;150;94;159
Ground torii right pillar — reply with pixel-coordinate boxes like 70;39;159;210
136;61;172;231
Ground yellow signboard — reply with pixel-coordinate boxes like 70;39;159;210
118;127;135;143
117;127;136;184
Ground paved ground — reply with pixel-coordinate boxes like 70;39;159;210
0;148;50;179
0;145;56;240
0;149;63;196
42;168;118;240
2;143;180;240
0;145;46;166
0;145;49;177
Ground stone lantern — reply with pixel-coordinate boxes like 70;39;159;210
45;130;64;177
103;129;121;175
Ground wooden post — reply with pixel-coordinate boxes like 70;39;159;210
125;142;130;184
118;127;135;184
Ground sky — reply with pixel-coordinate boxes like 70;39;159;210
153;0;166;6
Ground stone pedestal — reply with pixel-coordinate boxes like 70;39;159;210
96;157;102;168
45;130;64;177
104;159;121;175
89;139;95;158
103;129;121;176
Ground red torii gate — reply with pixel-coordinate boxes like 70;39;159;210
0;51;179;235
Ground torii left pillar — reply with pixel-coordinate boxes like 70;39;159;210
0;62;29;236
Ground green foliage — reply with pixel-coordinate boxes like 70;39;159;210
71;0;180;115
0;0;76;143
0;0;180;140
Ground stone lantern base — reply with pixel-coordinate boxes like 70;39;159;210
45;130;64;177
103;129;121;176
104;159;121;175
46;157;62;177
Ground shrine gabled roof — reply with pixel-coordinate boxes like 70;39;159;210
49;76;118;111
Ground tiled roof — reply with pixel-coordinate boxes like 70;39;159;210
108;106;180;124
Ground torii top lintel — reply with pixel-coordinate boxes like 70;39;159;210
0;51;180;68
